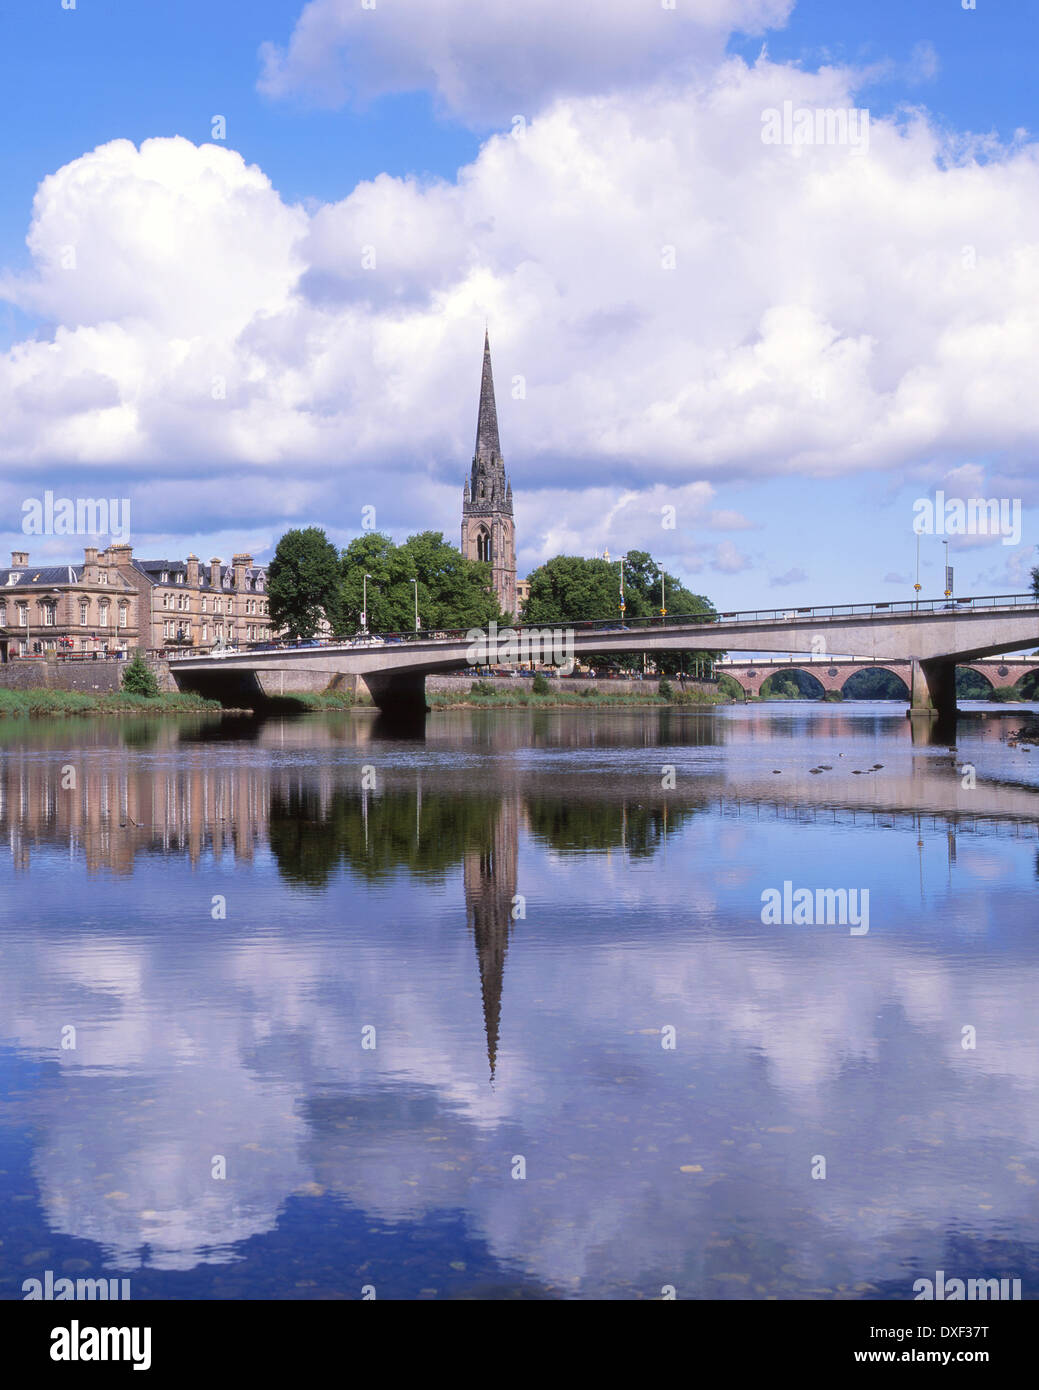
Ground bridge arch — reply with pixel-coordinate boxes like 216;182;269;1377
760;668;826;699
840;666;910;700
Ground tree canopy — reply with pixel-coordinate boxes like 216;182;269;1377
523;550;719;672
340;530;505;633
267;527;342;640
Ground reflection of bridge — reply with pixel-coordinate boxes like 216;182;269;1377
168;592;1039;720
717;656;1039;700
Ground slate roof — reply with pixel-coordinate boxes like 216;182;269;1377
131;559;267;591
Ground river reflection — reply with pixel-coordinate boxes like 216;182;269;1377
1;704;1038;1299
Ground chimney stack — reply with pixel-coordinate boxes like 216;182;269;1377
209;557;222;589
186;554;200;588
232;553;251;589
83;547;99;583
10;550;28;567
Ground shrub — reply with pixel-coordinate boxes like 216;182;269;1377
531;672;551;695
823;689;843;702
657;678;675;701
470;680;496;696
989;685;1022;702
121;653;159;697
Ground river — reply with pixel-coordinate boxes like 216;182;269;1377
1;702;1038;1299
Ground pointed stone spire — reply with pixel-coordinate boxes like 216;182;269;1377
474;328;501;465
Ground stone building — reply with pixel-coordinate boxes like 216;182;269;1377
116;547;272;650
461;331;517;617
0;549;139;659
0;545;272;659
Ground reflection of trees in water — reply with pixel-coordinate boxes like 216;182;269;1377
269;782;521;1078
268;785;502;887
524;797;698;857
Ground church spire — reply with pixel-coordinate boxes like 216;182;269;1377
474;328;501;465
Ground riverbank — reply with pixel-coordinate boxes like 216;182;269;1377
0;688;223;718
426;685;731;709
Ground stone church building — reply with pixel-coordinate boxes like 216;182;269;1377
461;331;517;617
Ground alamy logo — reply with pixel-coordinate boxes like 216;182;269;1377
466;620;575;674
23;1270;131;1300
912;492;1021;546
913;1270;1021;1301
760;881;869;935
761;101;870;153
22;491;131;541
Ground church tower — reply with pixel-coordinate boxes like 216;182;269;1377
461;331;516;617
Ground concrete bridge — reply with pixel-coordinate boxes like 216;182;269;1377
166;591;1039;719
716;655;1039;700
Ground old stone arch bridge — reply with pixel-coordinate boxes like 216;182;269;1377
716;656;1039;700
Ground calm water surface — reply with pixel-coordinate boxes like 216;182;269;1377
1;702;1038;1300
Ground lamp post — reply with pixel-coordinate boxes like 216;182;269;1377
619;554;626;619
411;577;419;633
914;524;922;611
943;540;952;601
362;574;372;634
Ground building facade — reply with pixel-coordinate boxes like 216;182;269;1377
461;331;517;617
0;545;273;659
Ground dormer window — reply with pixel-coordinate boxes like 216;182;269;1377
160;571;169;583
8;573;21;585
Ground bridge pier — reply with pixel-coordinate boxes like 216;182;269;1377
908;658;957;722
360;671;429;718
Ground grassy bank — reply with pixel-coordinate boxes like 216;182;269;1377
0;688;222;718
274;690;367;710
427;685;730;709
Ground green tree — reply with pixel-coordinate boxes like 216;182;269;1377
524;555;628;626
121;652;158;697
267;528;342;640
524;552;719;673
339;530;503;633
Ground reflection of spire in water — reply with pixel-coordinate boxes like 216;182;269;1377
463;796;519;1081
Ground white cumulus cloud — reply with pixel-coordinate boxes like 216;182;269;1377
258;0;794;124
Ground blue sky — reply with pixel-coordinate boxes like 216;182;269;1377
0;0;1036;610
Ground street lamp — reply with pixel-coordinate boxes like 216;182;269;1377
411;577;419;633
943;540;952;600
362;573;372;634
913;521;923;611
619;554;626;619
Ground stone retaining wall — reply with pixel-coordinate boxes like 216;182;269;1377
0;658;124;693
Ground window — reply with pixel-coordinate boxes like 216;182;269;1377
80;602;89;625
118;604;128;627
202;624;208;641
42;603;56;627
18;604;27;627
201;598;207;613
98;571;108;584
0;603;6;625
162;593;169;609
160;571;169;583
99;603;109;627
